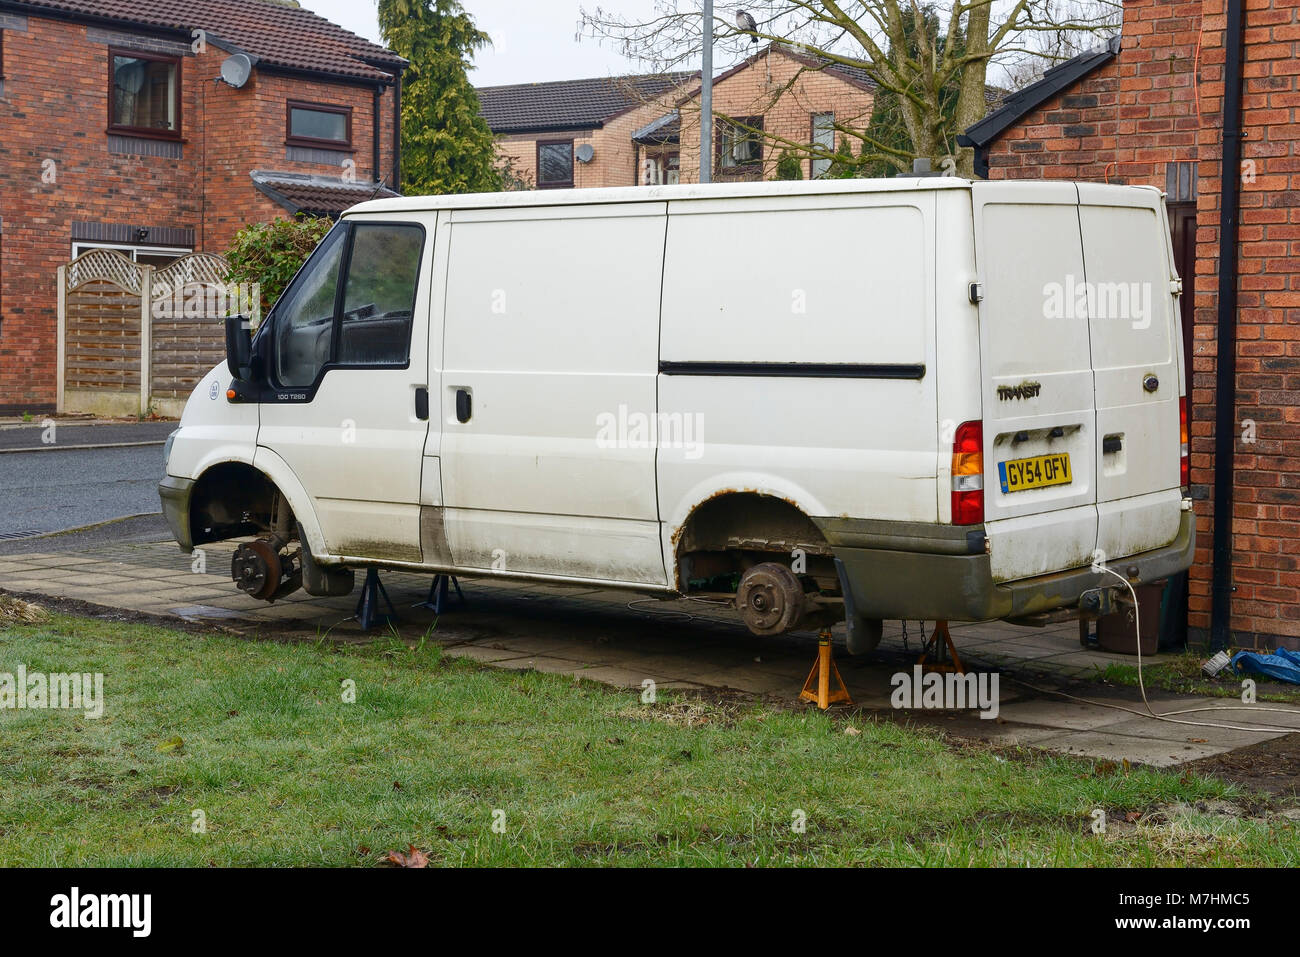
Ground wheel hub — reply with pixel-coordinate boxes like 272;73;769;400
736;562;805;636
231;539;282;601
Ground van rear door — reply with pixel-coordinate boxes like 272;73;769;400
1077;184;1183;562
972;182;1098;582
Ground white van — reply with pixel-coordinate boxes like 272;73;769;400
160;178;1193;652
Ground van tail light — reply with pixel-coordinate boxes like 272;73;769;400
1179;397;1189;490
951;420;984;525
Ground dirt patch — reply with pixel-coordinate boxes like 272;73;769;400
1;588;231;636
619;699;742;729
1185;735;1300;800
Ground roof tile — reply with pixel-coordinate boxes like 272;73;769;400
477;73;696;134
17;0;403;82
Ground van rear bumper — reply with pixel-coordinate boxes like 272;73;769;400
826;509;1194;623
158;475;195;552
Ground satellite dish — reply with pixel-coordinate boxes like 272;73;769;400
575;143;595;164
219;53;252;89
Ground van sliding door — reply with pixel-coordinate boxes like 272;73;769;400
437;203;668;586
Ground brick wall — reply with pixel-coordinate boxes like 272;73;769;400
0;13;394;412
1192;0;1300;646
987;1;1200;184
676;48;874;183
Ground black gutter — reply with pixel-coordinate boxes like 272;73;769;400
255;63;395;87
484;122;605;136
1210;0;1247;652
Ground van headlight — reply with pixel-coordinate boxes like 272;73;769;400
163;429;179;470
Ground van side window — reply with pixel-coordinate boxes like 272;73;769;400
275;224;346;388
338;224;422;366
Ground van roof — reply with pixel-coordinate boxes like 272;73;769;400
347;177;1161;216
346;177;975;215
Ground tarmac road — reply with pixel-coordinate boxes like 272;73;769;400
0;422;174;541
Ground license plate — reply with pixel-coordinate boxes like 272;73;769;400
998;453;1072;494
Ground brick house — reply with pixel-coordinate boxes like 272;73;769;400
478;43;875;189
478;72;696;189
960;0;1300;650
0;0;406;413
673;43;875;183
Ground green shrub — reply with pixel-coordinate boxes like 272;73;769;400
773;150;803;180
225;216;334;318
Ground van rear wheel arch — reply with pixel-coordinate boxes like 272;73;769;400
673;491;839;599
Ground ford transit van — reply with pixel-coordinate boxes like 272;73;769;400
159;177;1194;652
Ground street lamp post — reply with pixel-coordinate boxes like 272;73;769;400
700;0;713;184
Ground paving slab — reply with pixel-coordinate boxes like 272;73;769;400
3;534;1299;767
1040;729;1229;767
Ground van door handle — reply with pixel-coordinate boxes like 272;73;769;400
414;387;429;420
1103;435;1123;454
455;388;472;423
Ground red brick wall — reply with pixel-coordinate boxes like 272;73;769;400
987;1;1201;186
987;64;1123;180
1192;0;1300;646
0;14;394;413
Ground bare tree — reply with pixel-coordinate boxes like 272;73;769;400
579;0;1118;176
999;0;1120;91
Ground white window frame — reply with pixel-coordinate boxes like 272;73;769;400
811;112;835;179
71;241;192;264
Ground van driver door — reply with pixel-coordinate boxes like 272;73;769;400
255;218;432;563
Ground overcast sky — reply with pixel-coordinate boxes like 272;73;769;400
297;0;665;88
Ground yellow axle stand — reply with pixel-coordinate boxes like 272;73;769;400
799;631;853;710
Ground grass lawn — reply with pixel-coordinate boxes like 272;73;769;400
1097;652;1300;706
1;610;1297;866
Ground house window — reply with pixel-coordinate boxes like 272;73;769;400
109;50;180;138
287;101;352;149
71;242;190;269
665;153;680;185
1165;161;1198;203
537;140;574;188
643;152;681;186
811;113;835;178
718;116;763;171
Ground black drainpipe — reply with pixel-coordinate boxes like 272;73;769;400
1210;0;1247;651
373;85;383;182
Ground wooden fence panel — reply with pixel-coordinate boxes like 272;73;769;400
59;249;232;412
64;281;141;392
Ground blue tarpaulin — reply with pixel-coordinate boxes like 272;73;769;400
1231;647;1300;685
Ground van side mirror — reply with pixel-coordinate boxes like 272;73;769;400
225;314;255;382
